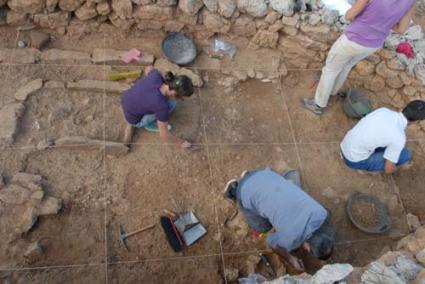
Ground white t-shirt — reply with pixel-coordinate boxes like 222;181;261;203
340;108;408;163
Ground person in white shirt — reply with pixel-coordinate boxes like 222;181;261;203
340;100;425;174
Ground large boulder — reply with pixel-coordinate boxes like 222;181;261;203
8;0;44;13
179;0;203;16
236;0;267;18
0;103;25;145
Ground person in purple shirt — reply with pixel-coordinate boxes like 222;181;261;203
121;66;194;148
303;0;415;115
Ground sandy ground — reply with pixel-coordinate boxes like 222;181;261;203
0;22;424;283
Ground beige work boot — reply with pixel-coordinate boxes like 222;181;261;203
124;124;135;145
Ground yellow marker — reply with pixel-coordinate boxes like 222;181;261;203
259;227;276;239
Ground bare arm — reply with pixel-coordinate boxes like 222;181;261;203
345;0;369;21
158;121;191;148
273;246;305;273
392;6;414;34
143;66;154;75
384;160;397;174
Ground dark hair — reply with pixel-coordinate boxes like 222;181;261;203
402;100;425;122
308;213;335;260
164;72;194;98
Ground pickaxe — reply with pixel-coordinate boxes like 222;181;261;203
119;223;156;251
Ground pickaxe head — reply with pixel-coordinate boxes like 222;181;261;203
119;224;129;251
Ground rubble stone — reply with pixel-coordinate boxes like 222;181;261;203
270;0;294;16
364;75;385;92
112;0;132;19
281;14;299;26
0;103;25;145
19;206;38;234
6;10;29;26
300;23;330;35
164;20;184;32
41;49;91;64
8;0;44;14
376;61;398;78
14;79;43;101
96;2;111;15
38;196;62;215
355;60;375;76
46;0;58;12
321;9;339;25
33;11;70;29
179;0;203;16
109;12;135;30
231;15;256;36
75;2;98;21
203;0;218;12
44;80;65;89
67;80;131;93
0;185;31;205
236;0;267;18
157;0;177;6
407;213;422;232
416;249;425;266
202;9;230;33
264;11;279;25
387;76;404;89
366;53;381;65
387;58;406;71
378;48;396;60
269;21;283;32
251;30;279;48
413;269;425;284
58;0;84;11
11;172;43;191
403;85;417;97
218;0;236;18
307;13;321;25
133;5;173;21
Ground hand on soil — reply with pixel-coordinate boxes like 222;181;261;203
181;141;192;149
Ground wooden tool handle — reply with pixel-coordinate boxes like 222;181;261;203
125;224;156;238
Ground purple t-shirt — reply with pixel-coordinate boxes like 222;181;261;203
121;69;170;125
345;0;414;48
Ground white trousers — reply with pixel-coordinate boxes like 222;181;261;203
314;34;379;108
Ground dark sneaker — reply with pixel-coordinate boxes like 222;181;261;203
302;98;324;115
223;179;238;203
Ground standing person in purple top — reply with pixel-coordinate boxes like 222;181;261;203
303;0;415;115
121;66;194;148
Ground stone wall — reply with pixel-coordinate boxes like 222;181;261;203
1;0;425;110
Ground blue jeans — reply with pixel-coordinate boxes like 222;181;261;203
133;100;177;128
342;147;412;172
236;169;301;233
